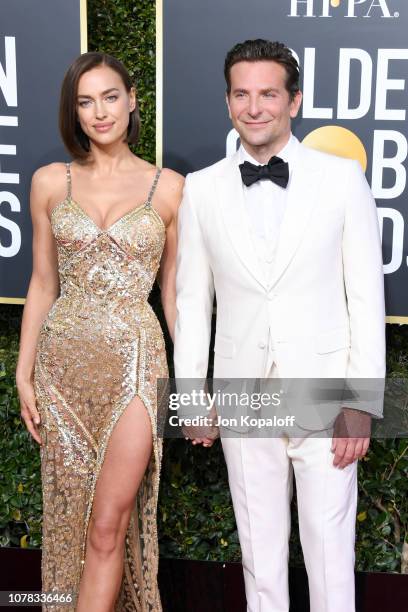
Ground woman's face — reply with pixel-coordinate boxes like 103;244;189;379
76;64;136;148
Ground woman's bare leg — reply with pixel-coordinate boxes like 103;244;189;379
76;396;152;612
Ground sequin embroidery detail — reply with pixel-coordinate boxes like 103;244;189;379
34;165;167;611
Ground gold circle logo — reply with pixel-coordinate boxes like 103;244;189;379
302;126;367;172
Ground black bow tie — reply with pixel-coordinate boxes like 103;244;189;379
239;156;289;188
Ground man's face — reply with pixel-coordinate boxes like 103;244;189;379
226;60;302;156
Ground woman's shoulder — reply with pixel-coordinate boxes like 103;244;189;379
31;162;70;208
159;166;184;188
32;162;69;190
132;154;184;185
157;168;184;213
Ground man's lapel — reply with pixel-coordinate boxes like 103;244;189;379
269;141;323;288
215;142;323;291
215;151;268;290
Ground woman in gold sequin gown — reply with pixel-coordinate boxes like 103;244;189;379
16;53;183;611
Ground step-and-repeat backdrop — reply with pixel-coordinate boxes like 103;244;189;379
161;0;408;321
1;1;407;319
0;0;86;303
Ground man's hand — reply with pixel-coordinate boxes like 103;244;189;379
182;406;219;448
331;407;372;469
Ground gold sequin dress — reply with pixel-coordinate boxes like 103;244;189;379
34;164;168;611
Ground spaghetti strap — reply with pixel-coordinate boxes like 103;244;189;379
146;168;162;208
65;162;72;200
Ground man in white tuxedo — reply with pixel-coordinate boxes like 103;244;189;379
174;39;385;612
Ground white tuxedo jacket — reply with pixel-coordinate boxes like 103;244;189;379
174;138;386;425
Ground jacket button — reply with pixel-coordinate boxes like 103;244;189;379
258;341;266;349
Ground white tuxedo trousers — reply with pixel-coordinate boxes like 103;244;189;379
220;363;358;612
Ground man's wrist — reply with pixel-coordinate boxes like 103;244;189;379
335;407;372;438
341;406;372;419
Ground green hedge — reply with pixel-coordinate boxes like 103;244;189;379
88;0;156;162
0;0;407;574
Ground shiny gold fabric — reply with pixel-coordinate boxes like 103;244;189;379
34;165;167;611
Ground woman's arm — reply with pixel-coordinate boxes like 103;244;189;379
16;165;61;444
156;169;184;343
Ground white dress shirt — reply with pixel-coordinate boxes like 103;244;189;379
238;133;297;366
238;133;297;282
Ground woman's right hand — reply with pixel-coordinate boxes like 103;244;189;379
15;165;61;448
17;377;42;444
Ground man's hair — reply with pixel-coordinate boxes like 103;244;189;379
224;39;300;100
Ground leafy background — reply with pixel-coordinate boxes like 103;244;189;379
0;0;407;574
